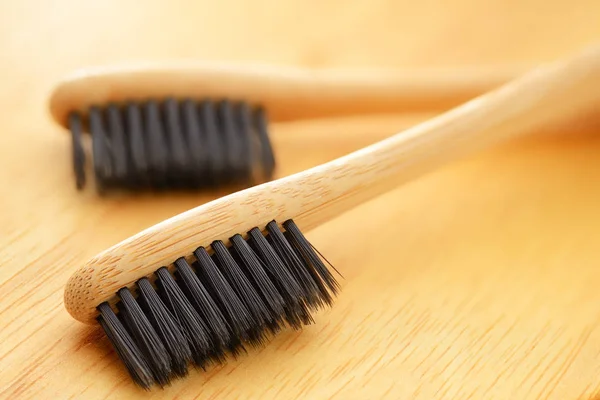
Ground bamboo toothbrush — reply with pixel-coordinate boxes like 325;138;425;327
49;63;521;193
64;45;600;388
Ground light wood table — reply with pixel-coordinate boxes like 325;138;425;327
2;1;600;399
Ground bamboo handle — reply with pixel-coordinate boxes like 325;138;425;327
65;45;600;324
49;62;523;127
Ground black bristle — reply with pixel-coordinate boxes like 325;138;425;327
173;258;233;353
68;112;86;190
199;100;226;183
209;241;271;344
246;228;303;301
266;221;324;309
97;219;337;389
218;100;244;181
136;278;192;377
97;302;155;390
154;267;213;366
144;101;169;188
282;220;341;295
247;227;312;328
89;106;111;192
283;230;334;307
229;234;286;332
181;99;207;187
106;104;129;182
235;102;254;181
116;288;172;386
193;247;255;344
69;99;274;193
163;98;190;186
125;102;149;186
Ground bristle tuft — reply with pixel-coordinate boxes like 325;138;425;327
116;288;172;386
173;258;232;352
155;267;213;366
97;303;155;390
283;219;341;295
136;278;192;377
210;240;271;345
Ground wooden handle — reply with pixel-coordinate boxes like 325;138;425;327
49;62;523;127
64;45;600;324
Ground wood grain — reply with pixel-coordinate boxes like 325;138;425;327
2;0;600;399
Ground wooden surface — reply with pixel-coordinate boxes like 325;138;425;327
2;1;600;399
